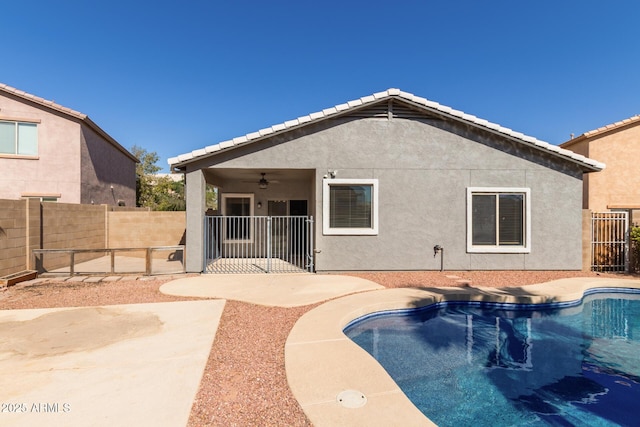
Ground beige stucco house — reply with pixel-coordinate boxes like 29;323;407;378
560;115;640;213
0;83;137;206
561;116;640;272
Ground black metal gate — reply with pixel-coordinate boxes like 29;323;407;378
591;212;629;272
203;215;314;273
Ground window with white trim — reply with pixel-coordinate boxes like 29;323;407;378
323;179;378;235
221;193;254;241
22;195;59;202
0;121;38;155
467;187;530;253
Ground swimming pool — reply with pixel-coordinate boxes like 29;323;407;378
344;289;640;427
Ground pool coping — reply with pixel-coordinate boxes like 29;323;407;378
285;277;640;427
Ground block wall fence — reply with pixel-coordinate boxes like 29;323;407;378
0;199;185;277
4;200;625;277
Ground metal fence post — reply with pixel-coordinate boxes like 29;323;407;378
307;216;314;272
266;216;272;273
145;247;152;275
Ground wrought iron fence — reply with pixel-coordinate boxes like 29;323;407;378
204;215;314;273
591;212;628;272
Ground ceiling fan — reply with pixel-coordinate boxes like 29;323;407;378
243;172;279;189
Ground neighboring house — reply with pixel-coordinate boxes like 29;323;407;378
560;115;640;213
169;89;604;273
0;83;137;205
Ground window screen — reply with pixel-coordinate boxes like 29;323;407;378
329;185;372;228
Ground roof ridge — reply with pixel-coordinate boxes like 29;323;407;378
583;114;640;138
168;89;605;172
0;82;138;163
0;82;87;119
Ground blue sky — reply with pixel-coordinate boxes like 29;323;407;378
3;1;639;171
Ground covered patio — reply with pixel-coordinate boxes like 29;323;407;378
185;167;316;273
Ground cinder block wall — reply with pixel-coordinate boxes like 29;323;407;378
40;203;107;268
0;200;186;277
0;199;27;277
582;209;592;272
108;211;186;248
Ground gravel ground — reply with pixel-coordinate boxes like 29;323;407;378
0;270;637;426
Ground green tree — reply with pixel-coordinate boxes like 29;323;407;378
205;183;218;210
131;145;185;211
631;225;640;273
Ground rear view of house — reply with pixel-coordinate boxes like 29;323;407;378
170;89;604;273
0;83;137;206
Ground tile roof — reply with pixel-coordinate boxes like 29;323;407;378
0;82;87;119
168;88;605;171
561;114;640;148
0;82;138;162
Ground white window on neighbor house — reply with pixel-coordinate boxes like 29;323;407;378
0;120;38;156
21;193;60;202
221;193;254;242
467;187;531;253
323;179;379;235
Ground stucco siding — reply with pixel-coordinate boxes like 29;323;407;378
0;93;82;202
192;116;584;271
80;125;136;206
584;125;640;211
525;168;583;269
1;87;135;206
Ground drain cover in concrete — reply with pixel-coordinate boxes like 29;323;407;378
336;389;367;408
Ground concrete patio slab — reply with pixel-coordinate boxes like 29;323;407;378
159;273;384;307
0;299;225;427
286;277;640;426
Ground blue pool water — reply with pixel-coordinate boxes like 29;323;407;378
344;289;640;427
